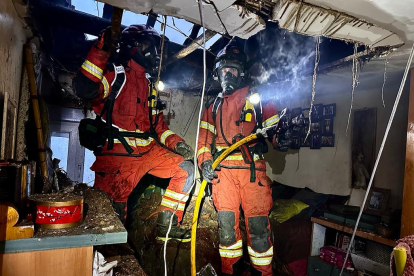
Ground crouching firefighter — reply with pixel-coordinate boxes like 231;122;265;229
73;24;194;242
197;44;284;275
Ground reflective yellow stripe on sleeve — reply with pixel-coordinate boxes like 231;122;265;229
160;130;174;145
263;114;280;128
200;121;216;135
81;60;103;80
197;147;211;158
102;76;110;98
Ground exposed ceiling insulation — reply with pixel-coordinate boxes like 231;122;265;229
99;0;265;39
271;0;404;48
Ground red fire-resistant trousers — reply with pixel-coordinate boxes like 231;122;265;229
212;166;274;275
91;144;193;222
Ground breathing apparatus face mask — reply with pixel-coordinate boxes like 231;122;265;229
131;40;160;77
215;60;244;94
119;35;161;78
218;67;240;94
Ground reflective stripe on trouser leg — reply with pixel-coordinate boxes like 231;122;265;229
218;211;243;274
149;156;194;223
247;216;273;276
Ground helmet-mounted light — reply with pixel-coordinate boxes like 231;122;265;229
248;93;261;105
156;80;165;91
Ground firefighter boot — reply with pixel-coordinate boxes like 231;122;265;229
156;210;191;242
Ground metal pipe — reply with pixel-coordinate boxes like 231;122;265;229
24;44;49;187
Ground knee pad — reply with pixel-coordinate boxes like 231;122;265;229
248;216;270;252
218;211;236;246
179;161;195;193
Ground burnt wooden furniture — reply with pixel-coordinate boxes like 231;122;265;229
310;217;393;276
402;69;414;237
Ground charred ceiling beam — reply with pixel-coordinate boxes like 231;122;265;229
102;4;113;20
164;29;216;66
183;25;202;46
146;11;158;27
317;46;392;75
31;1;126;36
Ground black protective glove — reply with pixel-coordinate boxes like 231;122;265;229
275;130;292;152
175;142;195;160
96;26;112;52
201;160;218;182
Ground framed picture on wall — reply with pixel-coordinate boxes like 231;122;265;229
310;134;321;149
323;104;336;117
311;122;321;133
291;107;302;119
301;136;310;147
364;188;390;216
302;108;310;119
311;104;323;121
291;136;301;149
321;135;335;147
323;118;334;134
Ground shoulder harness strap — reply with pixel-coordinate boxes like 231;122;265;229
212;92;223;123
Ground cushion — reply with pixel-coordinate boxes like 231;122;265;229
292;189;329;219
271;181;302;200
269;199;309;223
304;187;349;207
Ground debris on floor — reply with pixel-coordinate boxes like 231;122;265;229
32;184;124;237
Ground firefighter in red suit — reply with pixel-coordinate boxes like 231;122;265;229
197;44;282;275
74;25;194;242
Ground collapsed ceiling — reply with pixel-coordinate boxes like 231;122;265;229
99;0;407;49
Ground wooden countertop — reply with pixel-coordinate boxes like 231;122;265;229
0;187;127;253
311;217;396;247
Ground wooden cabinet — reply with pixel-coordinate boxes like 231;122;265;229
310;217;392;276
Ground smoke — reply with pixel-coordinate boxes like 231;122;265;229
245;23;318;103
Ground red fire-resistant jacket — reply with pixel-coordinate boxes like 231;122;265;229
196;86;279;169
79;46;184;155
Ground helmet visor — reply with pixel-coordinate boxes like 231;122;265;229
218;67;239;79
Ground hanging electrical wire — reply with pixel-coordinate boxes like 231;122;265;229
345;43;359;135
157;15;167;87
305;36;321;142
339;43;414;276
162;0;209;274
381;54;391;108
148;14;218;57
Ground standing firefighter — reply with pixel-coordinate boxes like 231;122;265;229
197;44;280;275
74;25;194;242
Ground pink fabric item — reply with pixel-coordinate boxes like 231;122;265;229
288;258;308;276
390;235;414;276
320;246;353;268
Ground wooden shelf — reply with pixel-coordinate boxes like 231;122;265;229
311;217;396;247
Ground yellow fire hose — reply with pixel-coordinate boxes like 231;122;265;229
190;132;262;276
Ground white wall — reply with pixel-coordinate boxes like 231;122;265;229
264;68;409;209
163;61;410;210
0;0;27;104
